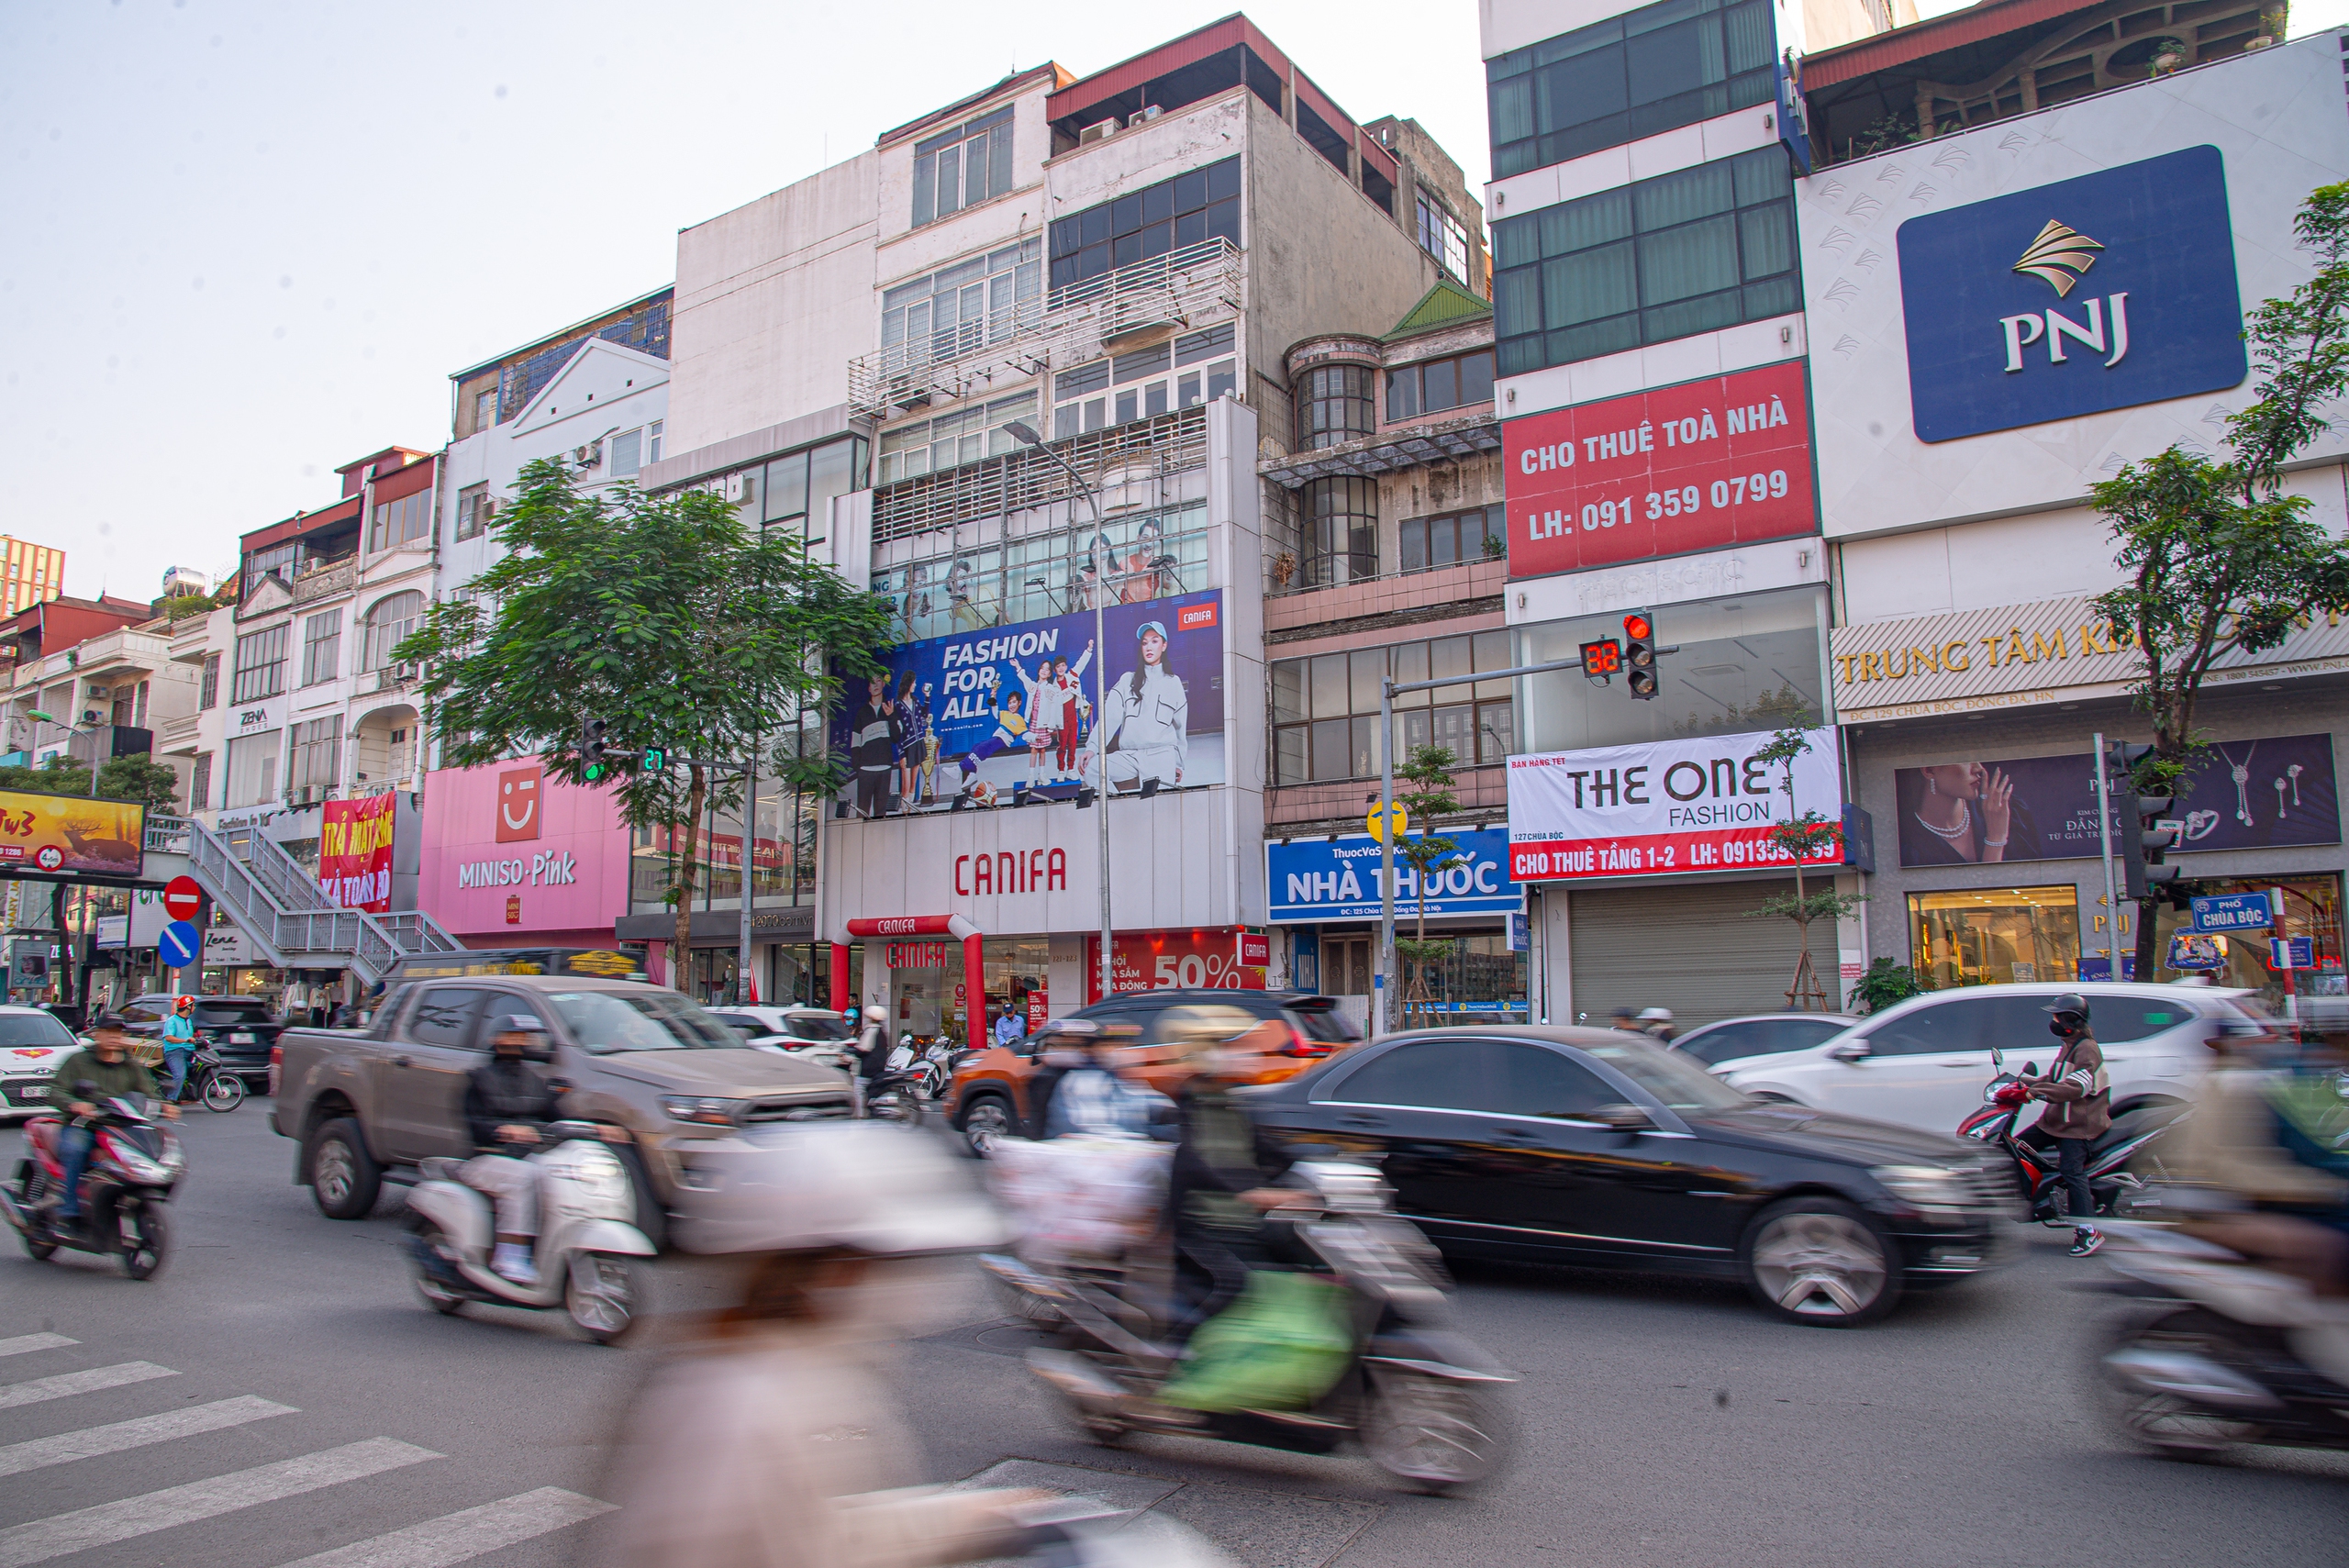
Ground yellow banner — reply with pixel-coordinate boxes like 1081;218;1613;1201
0;790;146;877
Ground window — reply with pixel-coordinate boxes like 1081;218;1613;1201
454;484;490;541
242;541;296;600
362;592;424;673
1909;886;2084;989
1678;1016;1848;1066
473;388;497;432
880;239;1043;371
230;626;289;704
913;106;1014;227
403;988;487;1050
368;489;433;551
1493;145;1796;374
1487;0;1777;178
134;681;149;727
1488;1044;1616;1118
300;609;341;687
1048;340;1200;439
1864;995;1998;1056
1417;195;1472;280
1298;477;1378;589
1327;1038;1493;1110
1387;350;1496;421
287;717;341;802
1400;506;1507;573
223;730;281;810
874;500;1208;642
1297;364;1375;451
878;392;1037;485
609;428;643;477
196;652;219;710
1174;323;1239;414
1049;156;1241;289
1272;630;1517;784
648;420;663;463
189;752;213;812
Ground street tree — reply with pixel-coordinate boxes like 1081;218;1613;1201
1746;726;1861;1011
1390;743;1467;1026
0;752;180;812
396;457;894;963
2090;182;2349;980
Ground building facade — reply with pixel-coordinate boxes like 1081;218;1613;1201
0;537;68;617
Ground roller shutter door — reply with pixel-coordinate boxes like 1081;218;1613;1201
1568;879;1808;1029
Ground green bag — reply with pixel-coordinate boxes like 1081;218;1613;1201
1159;1270;1353;1413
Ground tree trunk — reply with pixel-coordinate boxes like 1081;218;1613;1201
672;764;707;980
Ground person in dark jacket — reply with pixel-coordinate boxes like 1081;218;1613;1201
47;1032;173;1228
460;1013;566;1284
1161;1006;1298;1337
2023;991;2111;1257
850;675;905;818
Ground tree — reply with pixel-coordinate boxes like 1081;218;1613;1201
2090;182;2349;981
396;458;894;964
0;752;179;812
1746;726;1863;1010
1389;744;1468;1027
1851;958;1922;1015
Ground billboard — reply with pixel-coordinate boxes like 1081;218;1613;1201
1084;927;1266;1001
318;792;396;913
1507;727;1842;882
1266;828;1522;924
1892;734;2338;869
831;589;1225;808
0;790;144;877
417;758;630;937
1503;360;1816;581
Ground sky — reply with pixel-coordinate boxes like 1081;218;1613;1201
6;0;2345;604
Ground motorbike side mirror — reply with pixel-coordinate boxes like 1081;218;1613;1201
1828;1040;1871;1063
2021;1061;2040;1077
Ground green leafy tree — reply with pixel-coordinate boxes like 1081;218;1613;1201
2090;182;2349;981
1746;726;1862;1010
1389;744;1467;1026
396;458;894;962
0;752;179;812
1851;958;1923;1015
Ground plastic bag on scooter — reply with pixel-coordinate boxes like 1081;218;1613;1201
990;1135;1170;1265
1159;1269;1351;1413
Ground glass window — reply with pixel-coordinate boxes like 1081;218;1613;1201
453;484;491;541
403;988;485;1049
198;652;220;709
877;500;1208;644
0;1013;72;1048
1297;364;1375;450
1270;628;1520;785
1678;1016;1848;1066
362;592;425;672
368;489;433;552
223;731;281;810
913;106;1014;226
546;989;737;1052
608;428;642;477
1909;886;2083;990
878;238;1042;374
1050;157;1241;290
287;717;341;800
2141;873;2344;1010
1300;476;1377;586
1325;1037;1497;1110
300;610;340;687
189;751;213;811
1415;195;1473;280
230;626;289;703
1864;995;1999;1056
1386;351;1496;422
1579;1038;1751;1112
1487;1043;1616;1117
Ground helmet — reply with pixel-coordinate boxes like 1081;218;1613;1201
1637;1007;1674;1023
673;1121;1005;1258
173;995;194;1013
2042;992;2089;1021
864;1005;887;1023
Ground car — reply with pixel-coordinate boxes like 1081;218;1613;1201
0;1006;83;1118
1712;982;2252;1138
1244;1024;2010;1326
945;988;1363;1151
1672;1012;1863;1069
707;1006;859;1046
117;994;281;1085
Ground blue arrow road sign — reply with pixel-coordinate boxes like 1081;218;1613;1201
158;920;200;970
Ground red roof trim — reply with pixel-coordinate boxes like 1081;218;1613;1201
1049;15;1292;122
372;455;437;505
239;494;363;554
1800;0;2108;89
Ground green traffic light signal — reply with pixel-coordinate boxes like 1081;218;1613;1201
584;762;606;783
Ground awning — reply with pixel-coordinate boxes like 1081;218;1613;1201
1259;416;1502;487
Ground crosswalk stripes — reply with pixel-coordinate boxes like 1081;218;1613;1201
0;1362;175;1411
0;1395;297;1478
272;1487;616;1568
0;1337;74;1360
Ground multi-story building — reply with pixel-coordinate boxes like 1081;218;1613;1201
0;537;68;617
641;17;1481;1019
0;593;172;771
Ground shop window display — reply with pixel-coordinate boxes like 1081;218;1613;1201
1909;886;2081;989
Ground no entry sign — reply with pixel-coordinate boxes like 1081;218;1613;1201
162;875;202;923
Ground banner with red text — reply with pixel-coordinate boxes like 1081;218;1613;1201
318;791;396;912
1507;728;1842;882
1085;927;1268;1002
1503;360;1818;579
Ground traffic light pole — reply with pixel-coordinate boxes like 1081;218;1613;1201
2094;732;2121;976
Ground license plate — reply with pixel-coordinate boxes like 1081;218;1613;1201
12;1084;44;1100
230;1032;255;1043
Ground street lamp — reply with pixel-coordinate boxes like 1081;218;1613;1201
1002;420;1115;1008
26;710;99;797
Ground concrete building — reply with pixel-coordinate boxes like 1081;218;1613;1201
0;594;174;771
0;537;68;617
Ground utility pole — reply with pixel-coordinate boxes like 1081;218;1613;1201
2093;731;2120;977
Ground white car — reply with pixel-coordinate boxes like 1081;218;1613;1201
707;1006;861;1071
0;1006;84;1118
1714;983;2257;1138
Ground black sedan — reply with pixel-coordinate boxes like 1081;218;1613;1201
118;994;281;1084
1243;1025;2009;1326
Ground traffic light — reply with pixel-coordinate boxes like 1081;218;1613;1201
580;717;610;782
2110;741;2181;899
1622;610;1660;700
639;745;667;775
1578;636;1622;685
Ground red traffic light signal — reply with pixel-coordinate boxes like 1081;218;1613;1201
1623;612;1653;641
1622;609;1659;700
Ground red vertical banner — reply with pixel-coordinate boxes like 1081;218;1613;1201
318;792;396;913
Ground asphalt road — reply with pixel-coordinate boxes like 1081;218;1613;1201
1;1106;2343;1568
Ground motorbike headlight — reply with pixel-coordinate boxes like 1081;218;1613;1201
660;1095;744;1127
1871;1163;1967;1212
569;1147;630;1203
110;1144;174;1184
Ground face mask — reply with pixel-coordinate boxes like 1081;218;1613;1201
2048;1017;2081;1040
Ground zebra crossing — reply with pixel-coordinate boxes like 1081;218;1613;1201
0;1332;613;1568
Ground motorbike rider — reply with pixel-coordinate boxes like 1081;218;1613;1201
1163;1006;1301;1339
1029;1019;1167;1140
600;1121;1048;1568
159;995;197;1101
852;1005;893;1089
2173;1014;2349;1296
2019;991;2110;1257
1636;1007;1676;1044
44;1029;174;1230
460;1013;566;1285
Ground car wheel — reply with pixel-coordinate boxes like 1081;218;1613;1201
1742;1196;1898;1327
958;1094;1014;1157
308;1118;382;1220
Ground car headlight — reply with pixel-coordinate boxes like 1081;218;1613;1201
661;1095;744;1127
1871;1163;1968;1211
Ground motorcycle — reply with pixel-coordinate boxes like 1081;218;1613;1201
168;1041;247;1113
402;1118;655;1342
1956;1060;2180;1220
916;1040;958;1100
2095;1216;2349;1458
859;1065;928;1127
1;1095;183;1278
985;1161;1514;1494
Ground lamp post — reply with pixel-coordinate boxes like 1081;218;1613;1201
1002;420;1115;1007
27;710;100;797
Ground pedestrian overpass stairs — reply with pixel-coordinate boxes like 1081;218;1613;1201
139;815;464;986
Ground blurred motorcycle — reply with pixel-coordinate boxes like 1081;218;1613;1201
2;1095;182;1278
1956;1061;2179;1220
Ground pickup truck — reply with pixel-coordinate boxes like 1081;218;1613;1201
271;973;852;1247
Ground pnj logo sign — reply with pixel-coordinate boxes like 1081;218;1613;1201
1897;145;2246;443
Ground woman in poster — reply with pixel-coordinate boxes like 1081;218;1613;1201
947;558;999;632
1117;516;1173;604
1089;620;1187;794
1898;761;2039;865
894;671;930;806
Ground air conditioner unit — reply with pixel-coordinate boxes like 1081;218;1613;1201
1132;106;1163;124
86;684;109;698
478;497;497;521
81;710;101;726
574;442;602;466
1079;118;1120;144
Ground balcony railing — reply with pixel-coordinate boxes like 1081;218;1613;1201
870;406;1209;542
291;560;358;605
847;237;1242;421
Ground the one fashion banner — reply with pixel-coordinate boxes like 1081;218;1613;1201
1893;733;2340;868
317;791;395;912
1506;727;1842;881
833;589;1225;806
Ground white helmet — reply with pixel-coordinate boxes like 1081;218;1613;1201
864;1005;887;1023
1637;1007;1674;1023
674;1121;1005;1258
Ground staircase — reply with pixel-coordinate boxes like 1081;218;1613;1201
141;815;465;986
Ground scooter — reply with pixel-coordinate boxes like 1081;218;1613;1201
2095;1216;2349;1458
1;1095;183;1278
167;1041;246;1113
987;1162;1514;1494
1956;1062;2181;1220
402;1119;655;1342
